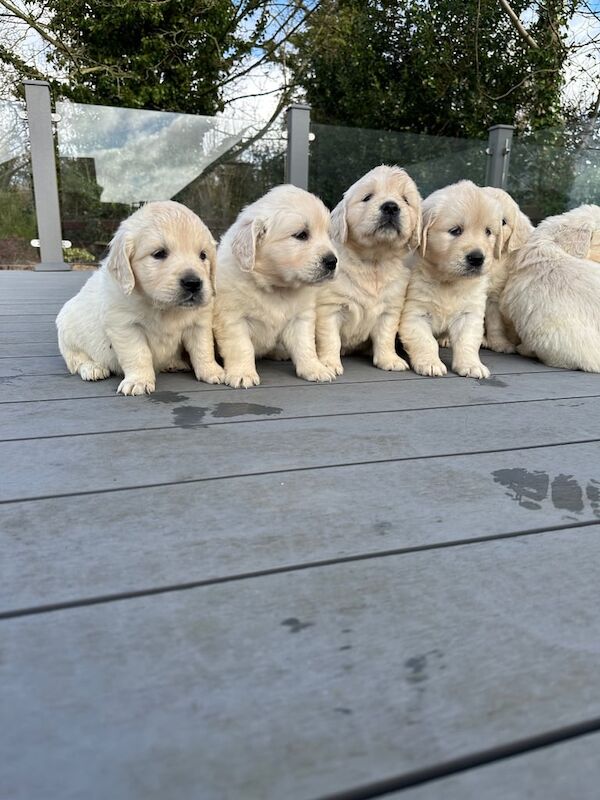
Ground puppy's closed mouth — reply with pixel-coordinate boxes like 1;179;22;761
178;293;205;307
375;219;401;235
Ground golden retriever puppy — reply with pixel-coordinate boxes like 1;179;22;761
399;180;502;379
316;165;422;374
214;184;338;388
480;187;533;353
56;201;223;395
500;204;600;371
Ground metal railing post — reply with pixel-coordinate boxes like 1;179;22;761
485;124;514;189
23;80;69;271
285;103;311;190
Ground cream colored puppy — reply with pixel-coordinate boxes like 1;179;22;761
316;165;422;374
500;204;600;371
214;184;338;388
56;201;223;395
399;180;502;379
481;187;533;353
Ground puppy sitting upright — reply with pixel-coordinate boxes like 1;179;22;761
214;184;338;388
56;201;223;395
399;180;502;379
481;187;533;353
316;165;422;374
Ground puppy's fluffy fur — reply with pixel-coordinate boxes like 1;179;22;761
481;187;533;353
399;180;502;379
56;201;223;395
500;204;600;371
214;184;338;388
316;165;422;374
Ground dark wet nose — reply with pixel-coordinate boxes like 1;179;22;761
180;273;203;293
321;252;338;272
380;201;399;216
466;250;485;268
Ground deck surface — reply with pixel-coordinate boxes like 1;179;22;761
2;269;600;800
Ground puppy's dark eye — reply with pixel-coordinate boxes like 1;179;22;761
152;249;168;260
293;230;309;241
362;193;373;202
449;226;462;237
485;227;492;236
199;250;207;261
403;195;409;205
502;218;507;226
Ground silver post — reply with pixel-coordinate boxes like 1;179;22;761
23;80;69;271
285;103;311;190
485;124;515;189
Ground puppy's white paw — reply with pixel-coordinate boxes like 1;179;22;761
79;362;110;381
373;355;409;372
483;337;516;354
454;362;490;379
320;358;344;376
118;376;156;396
437;337;451;349
413;359;447;377
297;361;337;382
164;360;189;372
195;363;225;385
225;370;260;389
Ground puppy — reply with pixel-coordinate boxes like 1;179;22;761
214;184;338;388
316;165;422;374
500;204;600;371
480;187;533;353
56;201;223;395
399;180;502;379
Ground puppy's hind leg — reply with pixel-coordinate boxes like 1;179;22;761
59;341;111;382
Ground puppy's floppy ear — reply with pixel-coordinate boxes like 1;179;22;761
206;235;218;292
409;196;423;252
106;225;135;294
231;215;266;272
507;211;533;253
494;224;503;259
419;207;436;258
330;198;348;244
557;223;594;259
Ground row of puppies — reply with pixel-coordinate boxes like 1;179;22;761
57;168;528;393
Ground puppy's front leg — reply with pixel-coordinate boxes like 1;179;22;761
183;323;224;385
483;298;516;354
450;312;490;379
283;309;336;382
108;326;156;395
316;306;344;376
399;308;447;376
216;319;260;389
371;310;409;371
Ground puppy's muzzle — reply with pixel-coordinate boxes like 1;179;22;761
317;252;338;281
464;250;485;275
377;200;401;232
179;272;204;305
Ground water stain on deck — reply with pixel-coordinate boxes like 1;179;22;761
211;402;282;418
172;405;208;428
551;474;584;513
149;391;190;404
281;617;314;633
492;468;549;510
481;377;507;387
493;469;600;516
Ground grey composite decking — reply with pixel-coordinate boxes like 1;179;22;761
1;269;600;800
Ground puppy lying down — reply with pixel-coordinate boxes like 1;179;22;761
501;204;600;372
56;201;223;395
214;184;338;388
316;164;422;375
399;180;502;379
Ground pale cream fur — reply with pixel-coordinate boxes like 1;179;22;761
56;201;222;395
316;165;422;374
480;187;533;353
399;180;502;379
500;204;600;371
214;184;339;388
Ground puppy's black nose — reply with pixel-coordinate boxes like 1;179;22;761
466;250;485;268
321;252;338;272
380;201;399;216
180;274;202;293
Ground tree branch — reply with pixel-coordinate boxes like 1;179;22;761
498;0;538;48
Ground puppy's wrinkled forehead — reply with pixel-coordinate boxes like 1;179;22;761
426;182;499;229
128;206;208;255
350;165;417;201
263;192;330;236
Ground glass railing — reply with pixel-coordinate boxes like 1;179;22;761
0;100;38;268
508;128;600;224
309;122;487;209
55;101;285;262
